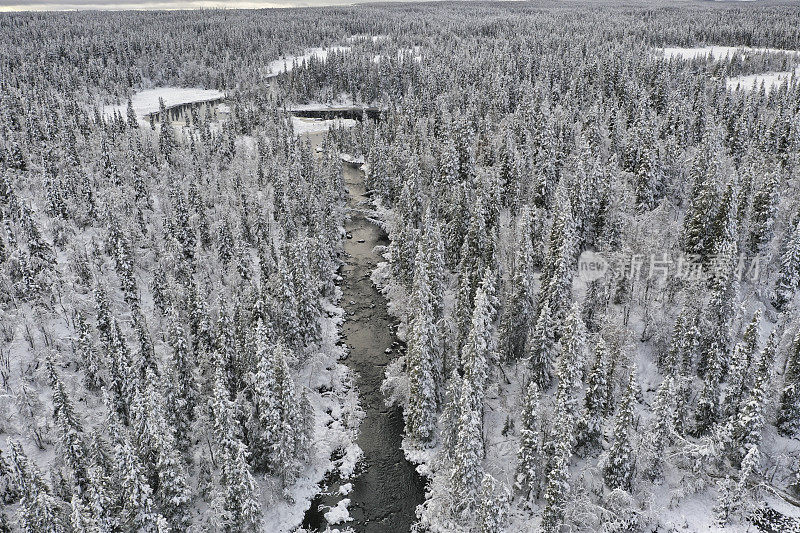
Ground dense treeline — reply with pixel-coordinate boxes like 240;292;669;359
1;1;800;532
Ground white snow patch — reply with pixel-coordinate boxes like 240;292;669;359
338;483;352;496
104;87;225;121
266;46;351;77
291;116;358;136
726;66;800;91
660;45;800;61
323;498;352;525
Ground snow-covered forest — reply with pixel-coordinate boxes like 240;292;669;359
1;1;800;532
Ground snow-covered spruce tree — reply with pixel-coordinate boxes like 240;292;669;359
729;330;776;465
541;416;574;533
74;312;101;392
774;221;800;311
644;376;676;481
694;341;723;436
287;237;322;348
777;330;800;437
165;314;197;450
528;298;556;390
440;369;462;461
714;445;760;525
682;125;723;259
499;206;536;362
246;320;281;473
107;316;137;426
209;368;262;532
450;378;483;516
109;418;164;531
46;358;89;497
576;338;609;456
515;381;544;503
747;170;779;254
7;439;69;532
539;192;577;329
555;303;586;422
602;369;637;491
271;341;303;486
130;369;191;529
723;309;761;418
406;244;439;444
460;267;497;404
476;473;509;533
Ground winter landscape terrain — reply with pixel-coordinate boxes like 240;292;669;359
2;1;800;532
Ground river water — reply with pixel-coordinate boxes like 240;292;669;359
301;134;426;532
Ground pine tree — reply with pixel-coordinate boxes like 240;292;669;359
209;368;262;532
775;221;800;310
499;207;536;361
695;341;723;436
246;320;280;472
7;439;69;532
645;377;676;481
272;342;302;486
603;370;636;491
730;332;775;465
450;378;483;516
777;330;800;436
724;310;761;418
75;313;101;391
747;171;779;254
126;99;138;129
576;338;609;456
406;244;439;443
515;381;543;503
714;445;760;525
541;418;573;533
130;369;190;528
528;298;556;390
109;422;158;530
47;358;89;496
476;474;509;533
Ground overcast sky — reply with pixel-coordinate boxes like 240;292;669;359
0;0;368;10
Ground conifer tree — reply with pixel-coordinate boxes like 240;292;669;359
451;379;483;515
775;221;800;310
645;377;676;481
476;474;509;533
541;419;573;533
406;245;438;443
515;381;543;502
528;299;556;389
75;313;101;391
130;370;190;528
603;370;636;491
576;339;609;456
7;439;69;532
777;331;800;436
47;358;89;495
747;171;779;254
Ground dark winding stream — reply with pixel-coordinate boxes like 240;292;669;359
300;140;426;532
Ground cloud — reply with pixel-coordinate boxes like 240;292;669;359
0;0;356;10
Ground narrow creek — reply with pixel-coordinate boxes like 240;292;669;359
301;138;426;531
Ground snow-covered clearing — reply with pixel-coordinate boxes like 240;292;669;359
726;66;800;91
103;87;225;121
266;46;351;77
660;45;800;60
291;116;358;136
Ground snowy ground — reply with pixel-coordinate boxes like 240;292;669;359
660;46;800;61
266;46;351;78
726;66;800;91
291;116;359;137
103;87;226;122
